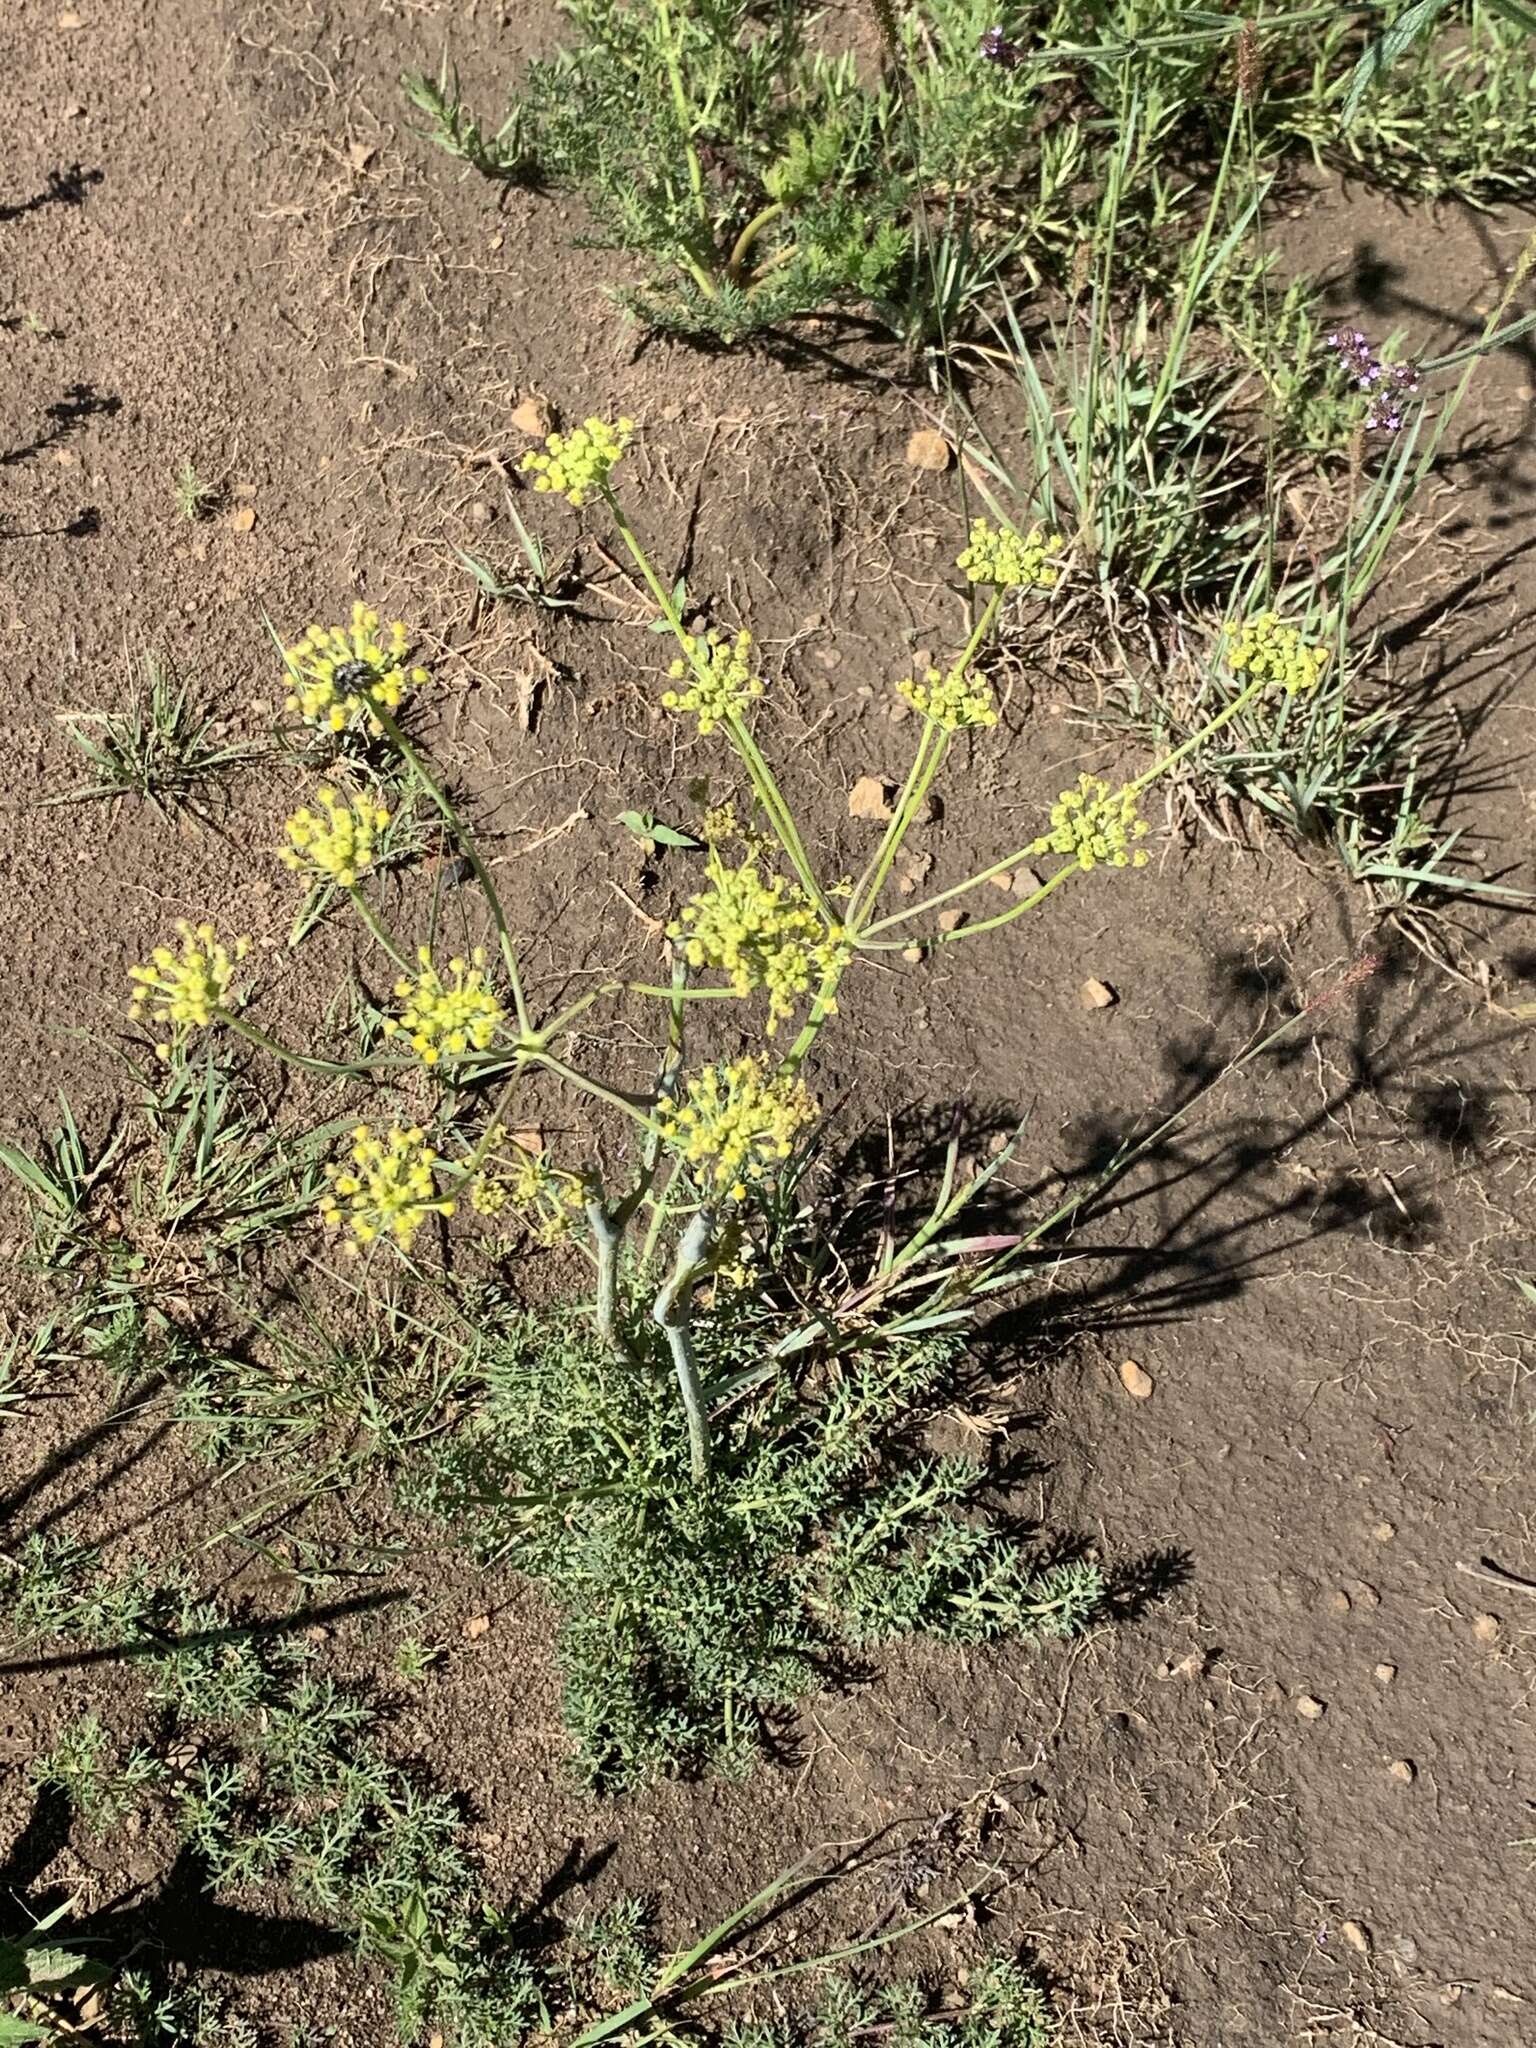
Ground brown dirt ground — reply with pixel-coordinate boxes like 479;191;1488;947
3;3;1536;2044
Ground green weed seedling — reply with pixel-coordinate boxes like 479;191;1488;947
52;654;259;823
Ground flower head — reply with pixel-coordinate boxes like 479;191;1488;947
383;947;503;1067
520;416;634;508
896;662;997;731
979;24;1021;68
1325;328;1420;433
280;784;390;887
956;517;1061;591
470;1132;583;1245
320;1124;453;1250
1031;774;1150;871
669;846;848;1032
283;603;428;737
128;920;251;1060
662;628;764;735
655;1056;818;1203
1223;611;1330;695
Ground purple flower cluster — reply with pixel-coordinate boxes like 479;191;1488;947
980;24;1021;69
1326;328;1422;434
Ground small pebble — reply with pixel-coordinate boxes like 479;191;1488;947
901;945;923;963
1472;1612;1500;1645
1387;1757;1416;1784
466;498;496;528
937;908;966;933
463;1614;491;1641
1374;1662;1397;1686
1118;1358;1154;1400
1328;1589;1352;1616
1341;1921;1371;1954
1012;866;1044;895
905;427;952;472
1295;1693;1326;1720
1372;1520;1396;1543
510;395;554;437
988;871;1013;892
1079;976;1117;1010
1353;1581;1381;1609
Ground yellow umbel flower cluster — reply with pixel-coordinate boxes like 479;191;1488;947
128;920;251;1060
669;848;847;1033
896;662;998;731
520;416;634;508
383;947;503;1067
1031;774;1150;871
471;1135;583;1245
655;1056;817;1203
320;1124;454;1250
662;629;764;735
283;604;428;737
956;517;1062;591
1224;612;1330;695
280;784;390;888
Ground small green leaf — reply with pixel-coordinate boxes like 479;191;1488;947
617;811;701;849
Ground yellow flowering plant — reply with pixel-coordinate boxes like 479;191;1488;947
281;603;430;738
108;429;1328;1493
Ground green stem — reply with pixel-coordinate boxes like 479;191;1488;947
533;1050;661;1135
586;1201;631;1361
1125;672;1268;797
849;590;1001;930
654;0;711;237
727;201;783;281
370;702;532;1039
345;887;412;974
652;1206;717;1484
603;483;833;922
219;1010;403;1078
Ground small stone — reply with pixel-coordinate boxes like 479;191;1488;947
466;498;496;528
227;503;256;533
937;908;966;933
1372;1519;1395;1542
1394;1934;1418;1965
905;428;952;472
1328;1589;1352;1616
1341;1921;1371;1955
1118;1358;1154;1400
1353;1581;1381;1610
1472;1612;1501;1644
511;395;554;437
1079;977;1117;1010
849;775;895;822
1387;1757;1416;1783
1013;867;1044;895
1294;1694;1326;1720
57;7;84;25
989;871;1014;892
901;945;923;964
1374;1662;1397;1686
463;1614;491;1641
898;873;917;895
1440;1986;1463;2008
510;1128;545;1157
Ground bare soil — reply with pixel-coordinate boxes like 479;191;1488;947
3;4;1536;2045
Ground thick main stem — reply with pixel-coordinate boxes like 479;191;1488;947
587;1200;628;1360
652;1206;717;1484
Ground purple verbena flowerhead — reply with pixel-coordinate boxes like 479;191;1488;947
1325;327;1421;433
980;24;1021;68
